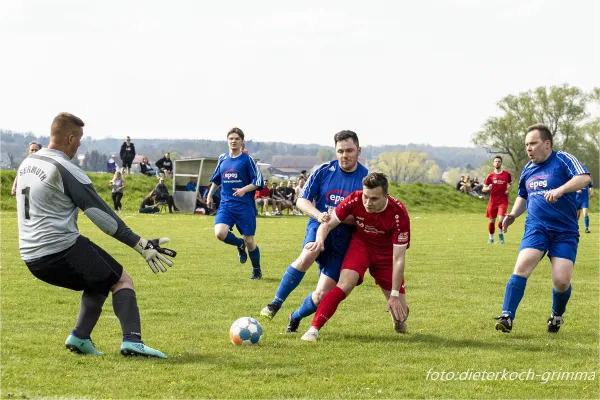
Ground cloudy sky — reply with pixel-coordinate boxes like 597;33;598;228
1;0;597;147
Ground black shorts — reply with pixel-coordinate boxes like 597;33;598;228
123;158;133;168
25;235;123;296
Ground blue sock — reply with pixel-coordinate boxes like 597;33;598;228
223;231;243;247
552;285;572;316
584;216;589;229
501;274;528;319
272;266;305;305
249;246;261;271
292;292;318;320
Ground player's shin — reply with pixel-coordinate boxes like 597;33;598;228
223;231;243;247
112;288;142;341
292;292;318;320
273;266;306;306
311;286;347;330
552;285;572;316
73;292;107;338
249;246;261;272
501;274;527;318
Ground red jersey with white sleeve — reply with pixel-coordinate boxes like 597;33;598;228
334;190;410;255
484;170;512;204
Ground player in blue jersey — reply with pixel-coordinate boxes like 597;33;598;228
495;124;591;334
576;181;594;233
207;127;264;280
259;130;368;333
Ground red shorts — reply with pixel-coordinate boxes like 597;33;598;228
341;236;405;293
486;200;508;219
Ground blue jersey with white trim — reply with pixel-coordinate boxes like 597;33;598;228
301;160;368;237
517;151;589;233
576;182;593;203
210;152;264;208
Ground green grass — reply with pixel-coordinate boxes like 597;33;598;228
1;211;598;399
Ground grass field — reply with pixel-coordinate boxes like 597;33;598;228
1;210;598;399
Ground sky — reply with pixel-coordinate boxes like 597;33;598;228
1;0;598;148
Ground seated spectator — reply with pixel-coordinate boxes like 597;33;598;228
153;177;180;213
254;180;273;215
186;176;198;192
294;178;306;215
271;182;292;215
139;193;160;214
455;176;465;191
155;152;173;178
140;156;159;177
471;176;483;195
460;176;473;194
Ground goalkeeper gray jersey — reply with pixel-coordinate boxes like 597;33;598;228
16;148;140;261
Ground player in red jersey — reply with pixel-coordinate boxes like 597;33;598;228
482;156;512;244
300;172;410;341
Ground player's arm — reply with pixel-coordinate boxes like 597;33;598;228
11;176;18;196
590;186;594;198
304;214;341;252
296;198;331;223
544;174;591;204
206;183;220;208
233;157;263;197
55;165;176;273
502;196;527;232
387;245;407;322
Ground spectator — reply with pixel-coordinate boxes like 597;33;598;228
461;176;473;194
455;176;465;191
109;171;125;212
119;136;136;175
155;152;173;178
254;179;273;215
269;182;285;215
140;156;159;177
294;178;306;215
153;177;179;213
139;193;160;214
186;176;198;192
12;141;42;195
471;176;483;196
299;170;309;181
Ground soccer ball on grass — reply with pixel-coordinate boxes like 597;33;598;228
229;317;263;345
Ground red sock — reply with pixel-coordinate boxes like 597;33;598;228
311;286;347;329
488;222;495;235
498;220;503;232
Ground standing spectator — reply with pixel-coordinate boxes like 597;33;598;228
119;136;136;175
153;177;179;213
294;178;306;215
155;152;173;178
109;171;126;212
140;156;159;177
299;170;309;181
12;141;42;195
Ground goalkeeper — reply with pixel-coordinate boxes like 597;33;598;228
16;112;177;359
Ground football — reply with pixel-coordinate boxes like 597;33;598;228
229;317;263;345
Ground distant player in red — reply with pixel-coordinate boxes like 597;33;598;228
482;156;512;244
300;172;410;341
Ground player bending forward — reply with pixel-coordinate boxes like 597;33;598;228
301;172;410;341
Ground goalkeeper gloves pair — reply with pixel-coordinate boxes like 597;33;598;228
134;238;177;273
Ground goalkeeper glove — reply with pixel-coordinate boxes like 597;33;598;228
134;237;177;273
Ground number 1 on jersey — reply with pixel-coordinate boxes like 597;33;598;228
21;186;30;219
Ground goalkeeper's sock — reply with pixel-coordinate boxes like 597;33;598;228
584;216;590;230
312;286;346;329
273;266;305;306
501;274;527;319
249;246;261;271
552;285;571;316
73;292;107;339
292;292;317;320
488;222;495;235
223;231;243;247
113;288;142;341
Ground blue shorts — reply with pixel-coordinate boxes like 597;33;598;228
520;227;579;263
302;219;352;282
214;204;257;236
577;199;589;210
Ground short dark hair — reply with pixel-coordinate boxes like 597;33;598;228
362;172;388;194
227;127;245;141
494;156;503;162
51;112;84;139
334;130;359;147
527;124;553;146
